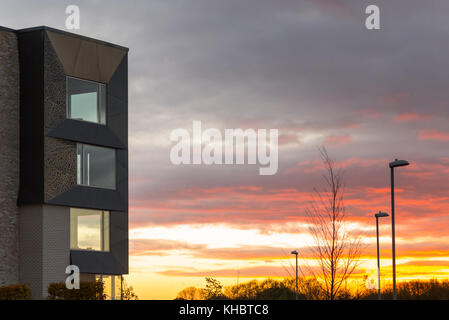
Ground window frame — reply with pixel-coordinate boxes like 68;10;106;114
70;208;110;252
66;76;107;125
77;143;117;190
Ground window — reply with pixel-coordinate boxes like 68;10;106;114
70;208;110;251
67;76;106;124
77;144;116;189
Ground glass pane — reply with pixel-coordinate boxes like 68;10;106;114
98;84;106;125
67;77;106;124
96;275;121;300
70;208;103;251
70;212;78;249
71;92;98;122
102;275;112;300
77;145;82;184
83;145;116;189
103;211;110;252
114;276;122;300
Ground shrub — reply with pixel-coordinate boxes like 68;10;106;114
0;284;32;300
120;276;139;300
224;278;313;300
177;278;449;300
47;281;105;300
176;286;203;300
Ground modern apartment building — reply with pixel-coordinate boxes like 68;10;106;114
0;26;128;299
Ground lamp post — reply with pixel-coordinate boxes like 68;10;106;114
291;250;299;300
375;211;389;300
389;159;409;300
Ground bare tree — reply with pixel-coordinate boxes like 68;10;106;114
306;147;361;300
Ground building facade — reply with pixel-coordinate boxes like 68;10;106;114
0;26;128;299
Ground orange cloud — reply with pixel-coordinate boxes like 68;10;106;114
401;260;449;267
157;265;366;278
130;239;207;256
324;134;352;146
418;129;449;141
395;112;431;122
381;92;410;105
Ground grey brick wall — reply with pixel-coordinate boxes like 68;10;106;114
42;205;70;298
19;205;69;299
0;30;20;286
19;205;43;299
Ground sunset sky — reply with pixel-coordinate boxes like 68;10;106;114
3;0;449;299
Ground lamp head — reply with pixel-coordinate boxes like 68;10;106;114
375;211;389;218
389;159;410;168
291;250;298;255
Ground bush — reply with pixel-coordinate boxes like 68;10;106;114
120;276;139;300
398;279;449;300
47;281;105;300
177;278;449;300
0;284;32;300
176;286;203;300
224;278;310;300
203;277;227;300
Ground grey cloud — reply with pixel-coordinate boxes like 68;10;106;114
3;1;449;230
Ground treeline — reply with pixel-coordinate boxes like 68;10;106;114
175;277;449;300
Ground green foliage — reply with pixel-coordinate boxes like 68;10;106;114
47;281;105;300
0;284;32;300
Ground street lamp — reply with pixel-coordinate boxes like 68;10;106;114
291;250;299;300
374;211;389;300
389;158;410;300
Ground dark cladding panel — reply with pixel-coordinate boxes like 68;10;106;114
48;185;127;212
47;119;125;149
107;55;128;148
110;211;128;274
107;55;127;101
17;30;45;205
70;251;124;275
116;148;129;209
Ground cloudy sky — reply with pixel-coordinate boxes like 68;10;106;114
3;0;449;298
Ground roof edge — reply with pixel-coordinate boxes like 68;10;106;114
0;26;17;32
1;25;128;52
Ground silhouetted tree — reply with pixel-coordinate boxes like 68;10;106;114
121;276;139;300
175;278;449;300
306;147;362;300
203;277;226;300
176;286;203;300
